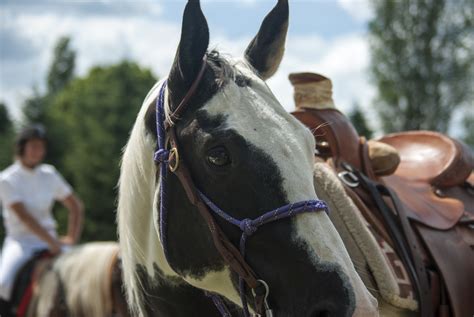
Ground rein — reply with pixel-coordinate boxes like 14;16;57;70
153;58;329;316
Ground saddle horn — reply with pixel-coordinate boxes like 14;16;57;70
168;0;209;110
245;0;289;80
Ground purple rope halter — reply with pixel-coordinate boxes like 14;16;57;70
154;80;330;317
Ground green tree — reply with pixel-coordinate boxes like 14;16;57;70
369;0;473;133
47;37;75;95
0;102;15;170
0;102;15;243
50;62;156;241
348;103;373;139
462;112;474;149
22;36;76;169
22;89;47;125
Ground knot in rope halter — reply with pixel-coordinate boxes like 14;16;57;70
240;219;258;236
153;148;169;164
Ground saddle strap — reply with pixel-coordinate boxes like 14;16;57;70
352;168;433;317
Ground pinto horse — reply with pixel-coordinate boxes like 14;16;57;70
117;0;378;316
9;242;129;317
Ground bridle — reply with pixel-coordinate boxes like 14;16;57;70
153;56;329;317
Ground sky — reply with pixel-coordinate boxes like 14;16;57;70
0;0;375;126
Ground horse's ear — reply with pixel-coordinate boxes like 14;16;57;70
168;0;209;108
244;0;289;80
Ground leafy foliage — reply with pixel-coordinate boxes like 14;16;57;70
0;103;12;134
22;36;76;170
22;91;48;125
369;0;474;133
47;37;76;95
0;102;15;241
348;104;373;139
0;102;14;168
462;112;474;149
49;62;156;241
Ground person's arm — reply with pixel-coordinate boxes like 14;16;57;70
9;202;62;254
59;194;84;244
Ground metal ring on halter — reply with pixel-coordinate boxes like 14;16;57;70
251;280;270;299
252;280;273;317
338;171;359;188
169;148;179;172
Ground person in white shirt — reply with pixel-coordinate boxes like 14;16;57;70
0;125;83;314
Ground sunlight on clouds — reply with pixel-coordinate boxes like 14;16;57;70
268;33;375;118
1;11;179;119
1;2;374;133
210;32;376;130
336;0;373;22
202;0;257;6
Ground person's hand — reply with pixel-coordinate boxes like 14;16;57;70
59;235;76;246
48;240;62;255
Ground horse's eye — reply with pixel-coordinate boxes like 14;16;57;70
207;147;231;167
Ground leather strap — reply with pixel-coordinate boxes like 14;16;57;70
292;108;363;169
166;56;209;129
161;57;265;313
343;183;396;248
353;170;433;317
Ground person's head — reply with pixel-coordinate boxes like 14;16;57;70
15;125;47;168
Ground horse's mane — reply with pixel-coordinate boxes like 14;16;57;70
207;50;239;86
117;79;163;316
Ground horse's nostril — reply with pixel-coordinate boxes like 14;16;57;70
311;309;331;317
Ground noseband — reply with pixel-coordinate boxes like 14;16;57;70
154;57;329;317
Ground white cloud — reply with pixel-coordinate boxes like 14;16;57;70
202;0;257;6
213;31;377;131
1;5;375;134
268;33;375;126
0;10;180;120
337;0;373;22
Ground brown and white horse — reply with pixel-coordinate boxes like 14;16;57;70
17;242;129;317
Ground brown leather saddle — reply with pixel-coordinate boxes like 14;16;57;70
379;131;473;229
10;250;54;317
109;252;131;317
290;74;474;317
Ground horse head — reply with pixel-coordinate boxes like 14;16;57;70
118;1;378;316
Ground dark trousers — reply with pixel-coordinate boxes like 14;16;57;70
0;298;12;317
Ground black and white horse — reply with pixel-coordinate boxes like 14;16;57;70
117;0;378;316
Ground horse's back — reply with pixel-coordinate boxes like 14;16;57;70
55;241;119;317
32;241;120;317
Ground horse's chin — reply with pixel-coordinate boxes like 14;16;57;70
353;302;380;317
351;271;379;316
